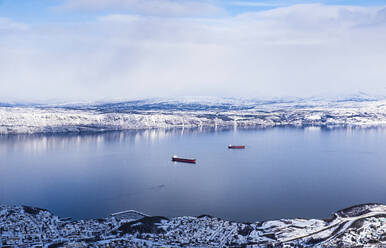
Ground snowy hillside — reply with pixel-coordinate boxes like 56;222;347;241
1;203;385;247
1;97;386;134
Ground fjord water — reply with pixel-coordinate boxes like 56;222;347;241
1;128;385;221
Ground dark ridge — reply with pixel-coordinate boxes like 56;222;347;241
5;210;15;218
238;225;254;236
48;242;65;248
336;203;382;217
255;221;264;227
306;237;327;245
59;217;72;221
118;216;169;234
262;233;277;240
197;214;213;219
22;206;49;215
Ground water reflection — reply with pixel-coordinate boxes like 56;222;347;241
2;126;385;154
0;129;206;154
1;127;386;222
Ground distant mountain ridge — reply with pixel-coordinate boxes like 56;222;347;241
1;94;384;111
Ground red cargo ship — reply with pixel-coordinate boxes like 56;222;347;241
172;155;196;164
228;144;245;149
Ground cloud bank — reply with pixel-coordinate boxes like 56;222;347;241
1;2;386;101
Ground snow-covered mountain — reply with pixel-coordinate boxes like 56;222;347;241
1;96;386;134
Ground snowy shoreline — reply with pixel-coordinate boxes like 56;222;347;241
1;203;385;247
1;98;386;135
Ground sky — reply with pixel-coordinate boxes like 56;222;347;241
1;0;386;102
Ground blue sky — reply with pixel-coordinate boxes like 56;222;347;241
1;0;386;101
1;0;385;22
228;0;386;13
0;0;92;23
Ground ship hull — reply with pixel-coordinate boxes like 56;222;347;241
228;145;245;149
172;157;196;164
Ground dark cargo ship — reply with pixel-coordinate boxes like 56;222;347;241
228;145;245;149
172;155;196;164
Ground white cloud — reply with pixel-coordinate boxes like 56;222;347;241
230;1;287;7
1;4;386;101
56;0;224;17
0;18;28;31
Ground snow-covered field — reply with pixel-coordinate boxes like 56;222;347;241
1;204;385;247
1;97;386;134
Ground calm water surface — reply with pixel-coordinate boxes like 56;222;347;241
1;127;385;221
